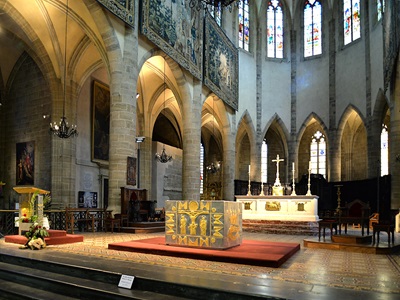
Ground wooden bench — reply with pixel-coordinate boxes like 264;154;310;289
65;208;106;234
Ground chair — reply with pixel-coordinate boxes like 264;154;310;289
369;213;379;229
114;213;128;227
104;211;121;233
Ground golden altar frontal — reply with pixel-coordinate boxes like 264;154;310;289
165;200;242;249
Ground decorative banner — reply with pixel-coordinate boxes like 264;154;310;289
204;13;238;111
92;80;110;164
141;0;203;80
383;0;400;93
97;0;134;28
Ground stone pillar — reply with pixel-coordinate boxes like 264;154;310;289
182;79;202;200
391;78;400;210
222;113;236;201
107;26;138;213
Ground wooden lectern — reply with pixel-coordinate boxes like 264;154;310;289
13;187;50;234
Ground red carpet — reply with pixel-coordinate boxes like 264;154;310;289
108;237;300;267
4;230;84;245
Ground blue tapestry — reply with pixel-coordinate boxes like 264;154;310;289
97;0;134;28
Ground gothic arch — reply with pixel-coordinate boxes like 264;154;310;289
297;112;329;177
338;105;368;181
236;111;256;180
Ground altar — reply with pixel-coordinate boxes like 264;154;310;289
235;195;319;222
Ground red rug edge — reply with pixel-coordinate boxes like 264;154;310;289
108;237;300;268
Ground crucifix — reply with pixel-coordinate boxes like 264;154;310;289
272;154;284;187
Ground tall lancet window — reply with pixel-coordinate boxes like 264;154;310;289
267;0;283;58
380;125;389;176
310;131;326;177
200;143;204;194
304;0;322;57
377;0;385;22
209;3;222;26
261;140;268;183
238;0;250;51
344;0;361;45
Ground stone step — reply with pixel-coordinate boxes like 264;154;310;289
242;220;319;236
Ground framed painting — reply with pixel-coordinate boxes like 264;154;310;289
127;156;136;186
92;80;110;164
141;0;203;80
204;13;239;111
16;141;35;185
96;0;135;28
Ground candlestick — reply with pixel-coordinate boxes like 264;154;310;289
247;164;252;196
306;163;312;196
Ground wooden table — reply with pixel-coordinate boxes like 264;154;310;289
318;220;338;241
372;223;395;245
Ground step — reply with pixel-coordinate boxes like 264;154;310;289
242;220;319;236
121;227;165;234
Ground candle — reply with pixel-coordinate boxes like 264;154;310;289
309;161;311;170
292;162;295;172
248;165;251;174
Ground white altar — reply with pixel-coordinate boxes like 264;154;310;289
236;195;319;222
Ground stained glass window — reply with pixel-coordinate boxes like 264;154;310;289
304;0;322;57
380;125;388;176
344;0;361;45
310;131;326;178
209;3;222;26
238;0;249;51
267;0;283;58
377;0;385;22
261;140;268;183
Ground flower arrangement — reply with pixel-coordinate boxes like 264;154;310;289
20;222;49;250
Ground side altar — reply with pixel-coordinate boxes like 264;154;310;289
235;195;319;221
165;200;242;249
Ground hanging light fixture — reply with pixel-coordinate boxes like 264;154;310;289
50;0;78;139
155;58;172;163
206;99;220;173
189;0;239;11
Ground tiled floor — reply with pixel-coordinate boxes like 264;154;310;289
1;229;400;299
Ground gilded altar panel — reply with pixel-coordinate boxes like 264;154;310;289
165;200;242;249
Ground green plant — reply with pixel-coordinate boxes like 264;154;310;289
20;222;49;250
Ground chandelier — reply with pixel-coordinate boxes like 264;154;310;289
189;0;239;11
155;58;172;163
50;0;78;139
206;161;220;173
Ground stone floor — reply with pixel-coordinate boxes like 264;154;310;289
1;228;400;299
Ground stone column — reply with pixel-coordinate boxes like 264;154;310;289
182;79;202;200
222;113;236;201
107;26;138;213
391;77;400;210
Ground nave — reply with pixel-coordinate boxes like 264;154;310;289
1;230;399;299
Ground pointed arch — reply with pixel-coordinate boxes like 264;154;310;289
236;110;256;180
298;112;329;178
338;105;368;181
260;114;290;184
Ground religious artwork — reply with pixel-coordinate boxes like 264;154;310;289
16;141;35;185
141;0;203;80
92;80;110;164
204;13;238;111
127;156;136;186
165;200;242;249
78;191;98;208
96;0;134;28
265;201;281;211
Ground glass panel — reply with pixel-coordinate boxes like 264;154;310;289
313;2;322;55
261;141;268;183
239;0;249;51
381;125;388;176
275;6;283;58
304;2;313;57
352;0;361;40
344;0;352;45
